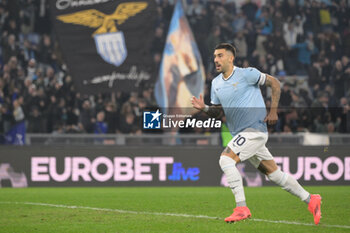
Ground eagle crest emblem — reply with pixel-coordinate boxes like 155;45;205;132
57;2;148;67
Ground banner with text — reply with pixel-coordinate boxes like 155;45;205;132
50;0;157;94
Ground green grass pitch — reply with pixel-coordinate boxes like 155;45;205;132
0;186;349;233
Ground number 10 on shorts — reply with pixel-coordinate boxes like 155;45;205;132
233;134;246;146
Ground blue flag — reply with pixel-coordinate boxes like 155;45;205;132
5;121;26;145
154;0;205;114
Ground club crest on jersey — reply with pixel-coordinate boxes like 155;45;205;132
56;2;148;67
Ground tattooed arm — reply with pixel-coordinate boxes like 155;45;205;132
206;104;224;118
264;74;281;125
191;94;223;118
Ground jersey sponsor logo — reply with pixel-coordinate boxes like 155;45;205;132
57;2;148;67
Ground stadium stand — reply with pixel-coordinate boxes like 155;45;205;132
0;0;349;138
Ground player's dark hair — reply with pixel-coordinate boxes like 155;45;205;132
215;43;236;57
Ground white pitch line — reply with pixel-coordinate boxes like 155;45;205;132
1;201;350;230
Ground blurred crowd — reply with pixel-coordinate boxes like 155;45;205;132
0;0;350;136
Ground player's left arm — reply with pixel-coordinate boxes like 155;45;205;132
264;74;281;125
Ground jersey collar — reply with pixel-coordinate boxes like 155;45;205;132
222;66;236;81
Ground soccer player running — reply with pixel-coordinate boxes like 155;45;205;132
191;43;321;224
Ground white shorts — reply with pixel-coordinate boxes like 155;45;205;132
227;128;273;168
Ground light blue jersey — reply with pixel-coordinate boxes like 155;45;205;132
211;66;267;136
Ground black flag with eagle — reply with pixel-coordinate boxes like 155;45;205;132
50;0;157;94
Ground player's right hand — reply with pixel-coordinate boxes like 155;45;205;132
191;94;205;110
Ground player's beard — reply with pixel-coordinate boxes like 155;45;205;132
215;62;223;72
